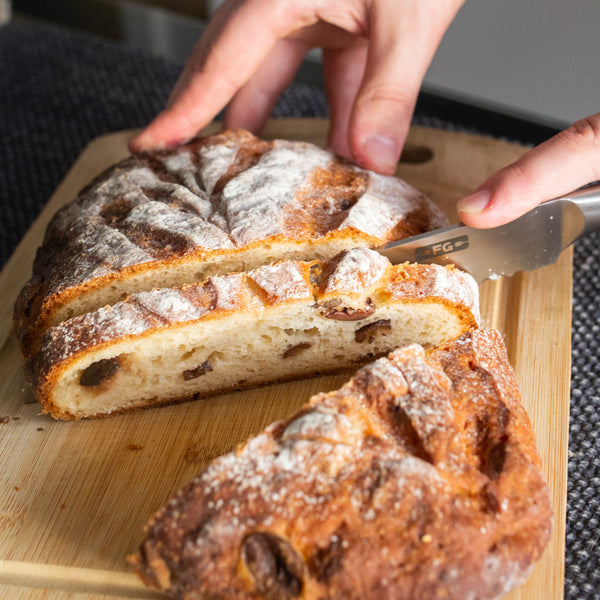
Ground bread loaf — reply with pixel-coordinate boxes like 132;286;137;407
26;248;479;420
130;329;552;600
14;129;448;358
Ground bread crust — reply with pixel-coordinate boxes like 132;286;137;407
14;129;448;358
129;329;552;600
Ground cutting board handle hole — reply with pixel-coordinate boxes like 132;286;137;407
399;145;434;164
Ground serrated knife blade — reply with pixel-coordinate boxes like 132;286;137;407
379;182;600;283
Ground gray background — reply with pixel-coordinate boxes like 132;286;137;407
425;0;600;128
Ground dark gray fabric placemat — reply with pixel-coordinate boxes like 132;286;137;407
567;229;600;599
1;20;598;599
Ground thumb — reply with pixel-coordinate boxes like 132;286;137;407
458;114;600;228
348;0;463;174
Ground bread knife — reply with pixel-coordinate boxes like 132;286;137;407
379;182;600;283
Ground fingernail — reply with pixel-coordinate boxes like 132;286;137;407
457;190;491;214
361;134;400;172
130;133;164;153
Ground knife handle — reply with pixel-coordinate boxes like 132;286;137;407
560;181;600;236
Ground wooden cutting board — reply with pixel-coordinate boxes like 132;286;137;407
0;119;571;600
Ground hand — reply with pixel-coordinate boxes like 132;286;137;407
129;0;464;174
458;113;600;227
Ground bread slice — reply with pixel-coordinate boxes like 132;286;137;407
129;329;552;600
26;249;479;420
14;129;448;357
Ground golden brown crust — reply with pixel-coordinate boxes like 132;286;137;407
129;329;552;600
14;129;448;358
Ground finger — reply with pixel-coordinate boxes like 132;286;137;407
224;37;309;133
457;113;600;228
322;41;368;160
348;0;464;174
129;0;316;152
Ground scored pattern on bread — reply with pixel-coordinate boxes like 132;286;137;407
14;129;448;358
129;329;553;600
26;249;479;420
